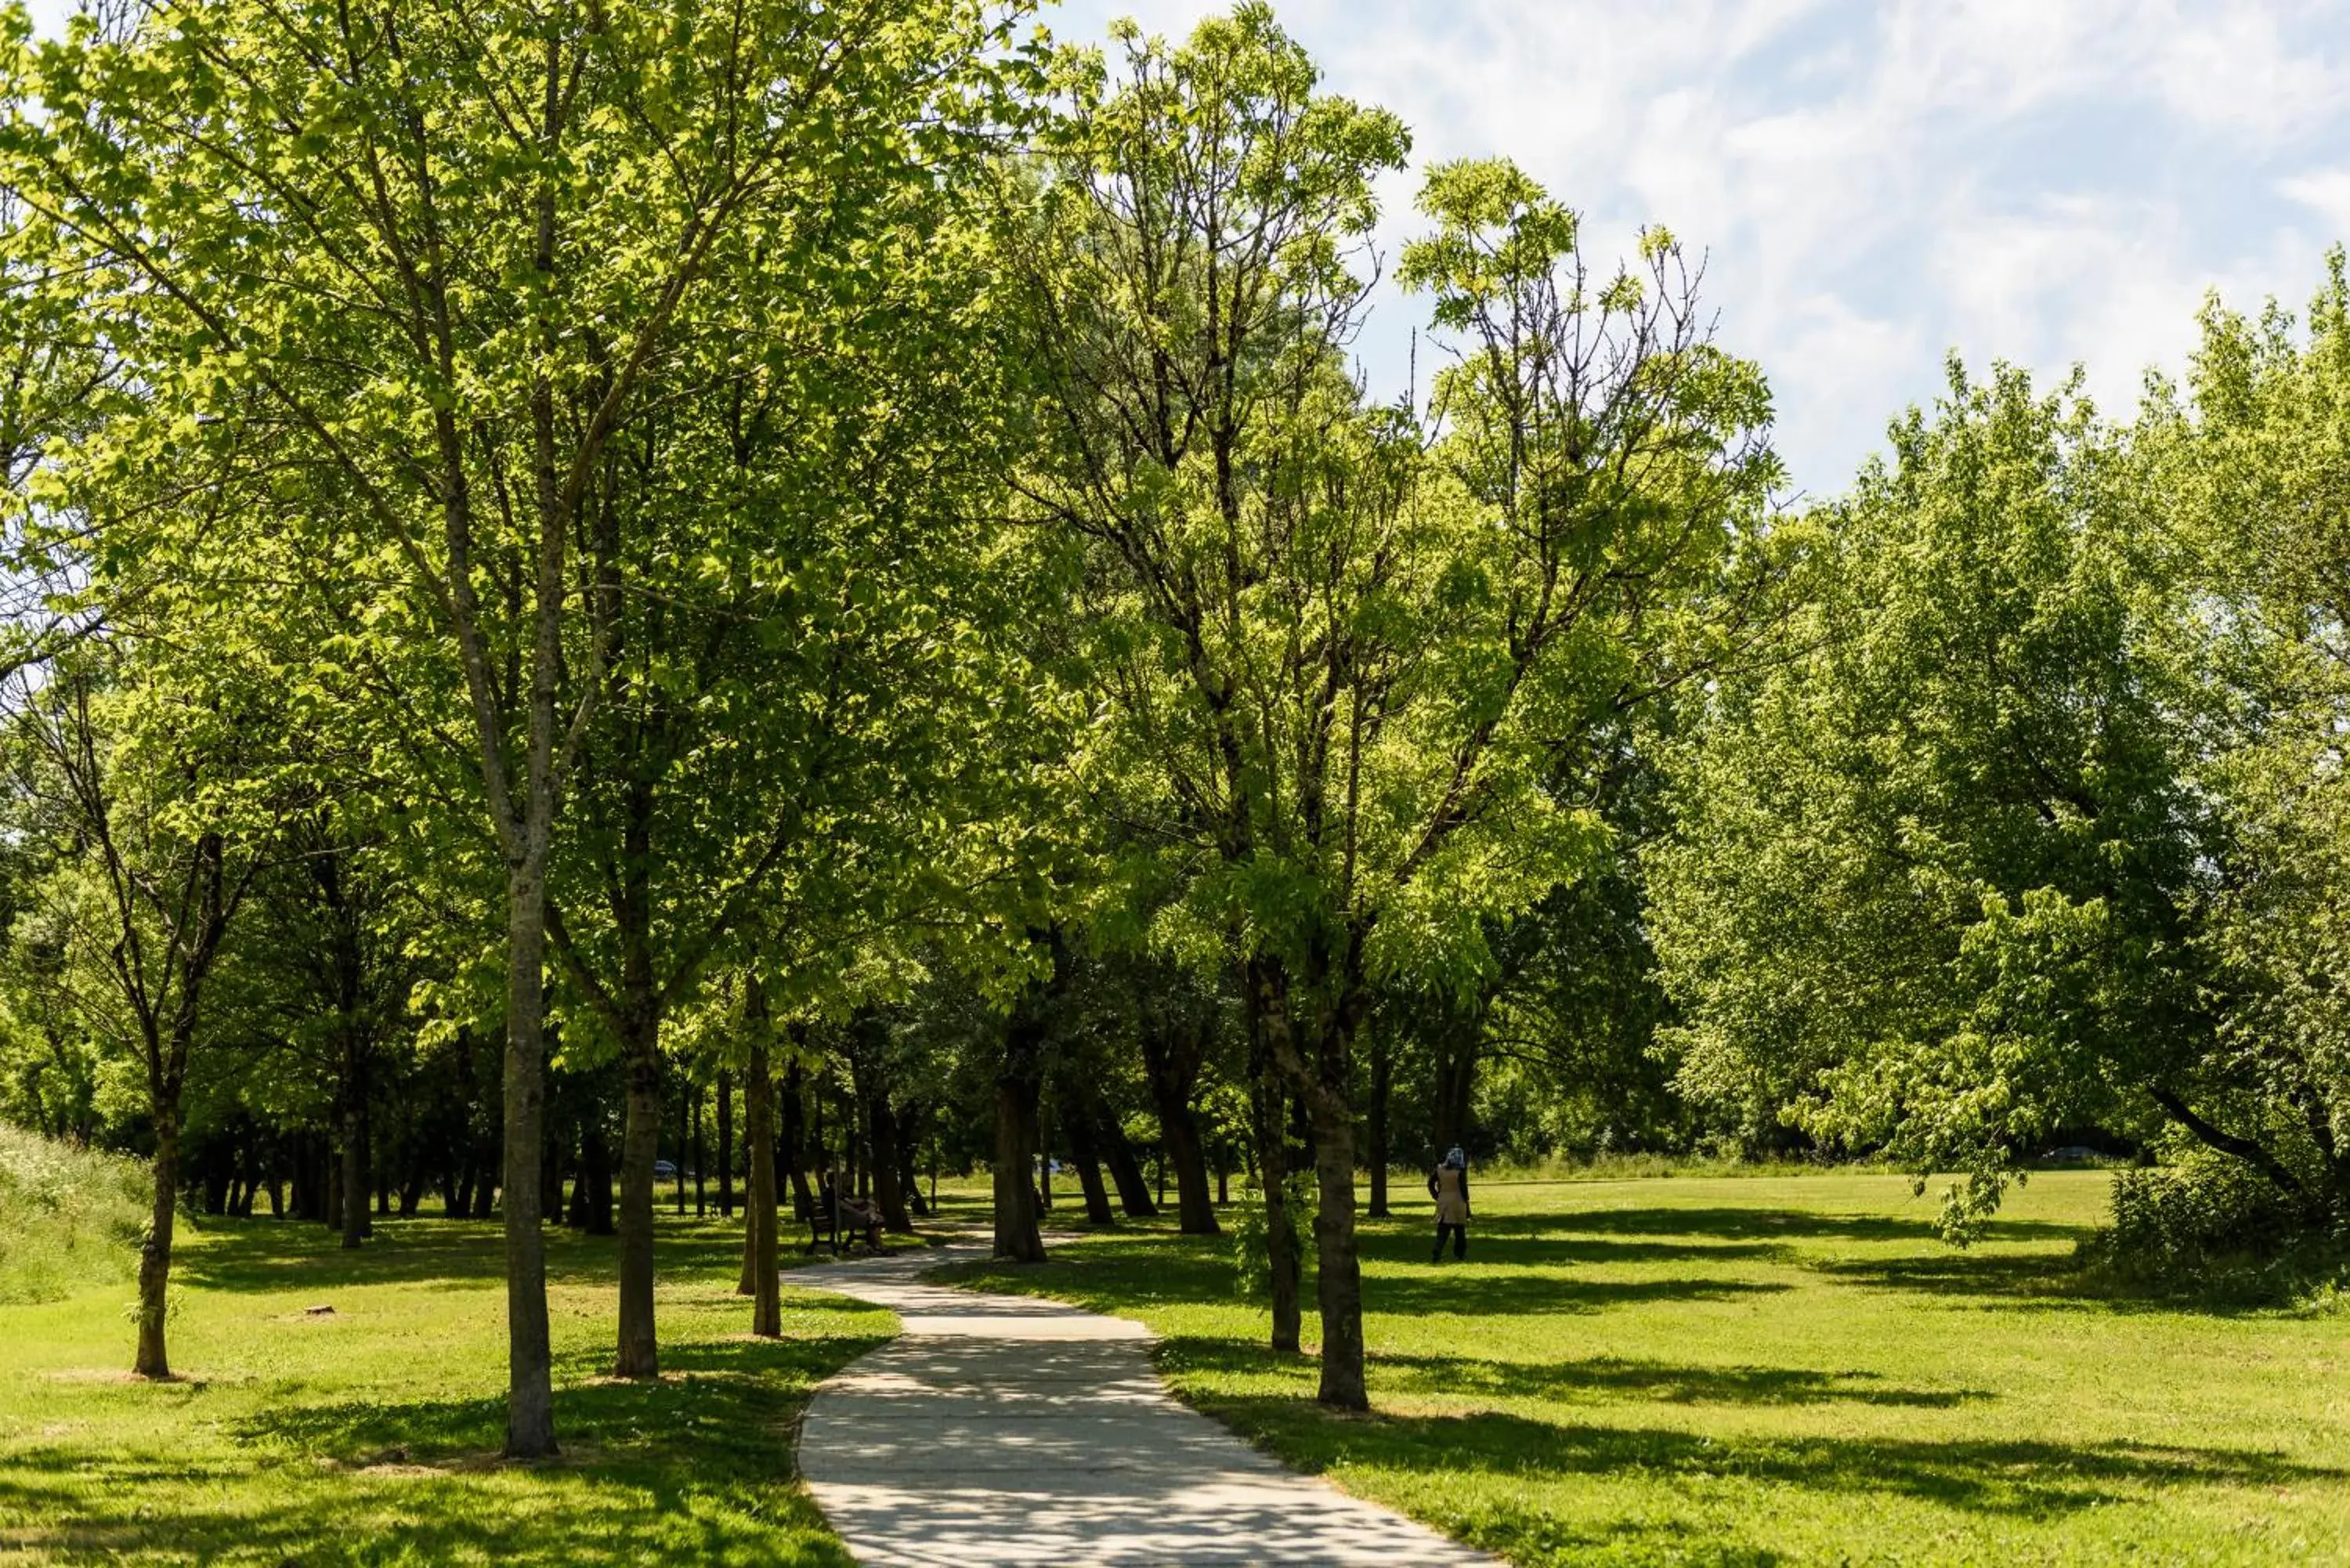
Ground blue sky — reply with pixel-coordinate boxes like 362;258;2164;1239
25;0;2348;496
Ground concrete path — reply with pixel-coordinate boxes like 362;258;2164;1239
794;1239;1495;1567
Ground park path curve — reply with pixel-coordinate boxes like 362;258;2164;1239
794;1238;1496;1568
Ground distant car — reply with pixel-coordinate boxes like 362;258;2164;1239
654;1159;679;1180
2041;1145;2105;1164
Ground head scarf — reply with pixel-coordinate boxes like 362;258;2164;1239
1445;1147;1466;1169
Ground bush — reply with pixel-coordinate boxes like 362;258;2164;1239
0;1123;150;1304
2098;1148;2343;1303
1227;1172;1311;1300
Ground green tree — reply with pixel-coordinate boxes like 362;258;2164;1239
2147;258;2350;1220
2;632;287;1376
1650;359;2328;1234
1012;8;1777;1406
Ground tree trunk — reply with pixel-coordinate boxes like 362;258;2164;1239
1289;944;1371;1412
362;1103;380;1234
1308;1093;1368;1410
339;1038;369;1250
782;1061;815;1220
1247;956;1302;1355
1432;1028;1477;1161
1037;1105;1052;1210
853;1021;912;1234
992;938;1058;1263
1367;1032;1392;1219
1158;1095;1218;1235
134;1107;179;1378
498;863;558;1458
613;1032;662;1379
992;1072;1047;1262
744;1028;782;1337
899;1118;928;1219
692;1081;707;1216
581;1107;615;1235
869;1090;911;1234
715;1068;735;1218
1057;1089;1117;1225
1100;1116;1158;1218
1256;1071;1303;1354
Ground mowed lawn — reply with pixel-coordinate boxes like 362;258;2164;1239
946;1172;2350;1566
0;1215;891;1565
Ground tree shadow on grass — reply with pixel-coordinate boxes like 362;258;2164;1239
1817;1248;2106;1303
1536;1206;2088;1246
1195;1399;2347;1521
947;1228;1796;1319
0;1445;858;1567
1365;1268;1792;1317
173;1217;519;1295
1360;1216;1783;1268
0;1320;890;1566
1163;1338;1990;1409
174;1214;768;1299
233;1325;891;1462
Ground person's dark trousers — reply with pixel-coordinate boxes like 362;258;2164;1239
1432;1223;1466;1261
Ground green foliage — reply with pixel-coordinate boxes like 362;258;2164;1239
1226;1170;1310;1299
1656;257;2350;1248
2100;1149;2342;1300
0;1124;146;1303
1654;361;2213;1234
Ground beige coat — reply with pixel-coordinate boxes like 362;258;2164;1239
1433;1165;1470;1225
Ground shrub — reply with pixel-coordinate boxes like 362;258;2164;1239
1227;1172;1311;1300
2098;1148;2343;1303
0;1123;150;1304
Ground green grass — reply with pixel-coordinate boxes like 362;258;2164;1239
0;1209;892;1565
0;1129;150;1306
942;1172;2350;1566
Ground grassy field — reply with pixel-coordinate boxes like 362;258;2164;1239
944;1171;2350;1566
0;1211;891;1566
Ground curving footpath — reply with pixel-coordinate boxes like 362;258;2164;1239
795;1239;1495;1567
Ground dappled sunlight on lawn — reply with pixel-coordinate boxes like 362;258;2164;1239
0;1214;888;1566
949;1171;2350;1566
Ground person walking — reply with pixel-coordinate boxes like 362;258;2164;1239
1428;1146;1470;1262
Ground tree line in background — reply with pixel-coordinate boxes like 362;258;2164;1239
1;0;2343;1450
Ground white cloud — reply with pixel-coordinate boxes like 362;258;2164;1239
1050;0;2350;493
2280;170;2350;241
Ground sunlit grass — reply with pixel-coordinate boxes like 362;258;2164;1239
0;1211;891;1565
945;1171;2350;1566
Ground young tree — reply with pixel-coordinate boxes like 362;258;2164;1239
3;645;281;1376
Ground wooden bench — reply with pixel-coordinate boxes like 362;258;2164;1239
804;1190;885;1256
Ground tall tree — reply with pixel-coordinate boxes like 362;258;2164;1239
1650;355;2350;1233
1013;9;1777;1407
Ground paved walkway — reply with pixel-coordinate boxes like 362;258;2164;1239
795;1239;1495;1567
